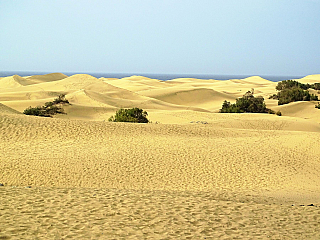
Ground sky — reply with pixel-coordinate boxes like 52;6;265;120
1;0;319;76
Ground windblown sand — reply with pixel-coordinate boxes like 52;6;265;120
1;73;320;239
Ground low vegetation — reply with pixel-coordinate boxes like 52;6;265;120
315;103;320;109
276;80;309;91
108;107;149;123
270;80;319;105
277;88;318;105
276;80;320;91
23;94;70;117
312;83;320;90
220;90;280;115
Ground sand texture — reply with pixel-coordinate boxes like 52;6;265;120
1;73;320;239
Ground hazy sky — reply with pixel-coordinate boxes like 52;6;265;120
1;0;319;76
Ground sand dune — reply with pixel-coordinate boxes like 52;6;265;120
273;101;320;123
1;73;317;120
0;73;320;239
0;73;68;89
298;74;320;84
0;75;29;88
139;87;237;111
103;75;167;92
0;103;22;114
24;72;68;83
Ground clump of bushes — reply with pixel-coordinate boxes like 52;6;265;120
315;103;320;109
277;88;318;105
276;80;310;91
312;83;320;90
275;80;320;91
108;107;149;123
220;90;279;115
23;94;70;117
270;80;319;105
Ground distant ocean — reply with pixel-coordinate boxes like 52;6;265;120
0;71;306;82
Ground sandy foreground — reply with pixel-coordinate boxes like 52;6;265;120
0;73;320;239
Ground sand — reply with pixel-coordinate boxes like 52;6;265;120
0;73;320;239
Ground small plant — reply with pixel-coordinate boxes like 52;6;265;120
53;94;69;104
108;108;149;123
267;109;275;114
315;103;320;109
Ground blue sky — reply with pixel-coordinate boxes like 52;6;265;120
1;0;319;76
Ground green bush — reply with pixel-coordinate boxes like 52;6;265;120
276;80;309;91
23;94;69;117
274;80;319;105
312;83;320;90
277;88;318;105
315;103;320;109
276;111;282;116
276;80;320;91
23;106;51;117
220;91;274;114
53;94;69;104
109;108;149;123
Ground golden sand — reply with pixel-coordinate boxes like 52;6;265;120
0;73;320;239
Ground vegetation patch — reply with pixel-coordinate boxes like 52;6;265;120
277;88;318;105
109;108;149;123
23;94;70;117
270;80;319;105
220;90;280;115
315;103;320;109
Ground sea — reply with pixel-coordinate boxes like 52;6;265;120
0;71;306;82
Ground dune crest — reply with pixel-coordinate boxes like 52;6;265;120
0;75;28;88
298;74;320;84
24;72;68;83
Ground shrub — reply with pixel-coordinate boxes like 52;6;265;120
276;80;320;91
23;94;69;117
276;111;282;116
274;80;319;105
277;88;318;105
108;108;149;123
23;106;51;117
310;94;319;101
219;100;242;113
276;80;309;91
312;83;320;90
53;94;69;104
220;90;274;114
315;103;320;109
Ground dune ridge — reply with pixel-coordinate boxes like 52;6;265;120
0;75;29;88
0;73;320;239
0;73;319;120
